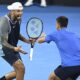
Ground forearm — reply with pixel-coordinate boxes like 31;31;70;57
1;37;15;50
37;37;45;43
19;34;30;43
2;40;14;50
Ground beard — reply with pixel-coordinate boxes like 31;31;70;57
14;15;21;22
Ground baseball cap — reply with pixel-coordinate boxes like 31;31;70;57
7;2;23;10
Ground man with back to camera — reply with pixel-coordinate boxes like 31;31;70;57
0;2;33;80
37;16;80;80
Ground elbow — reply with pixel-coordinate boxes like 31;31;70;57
2;40;7;47
2;41;6;47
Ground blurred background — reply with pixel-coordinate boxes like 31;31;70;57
0;0;80;6
0;0;80;80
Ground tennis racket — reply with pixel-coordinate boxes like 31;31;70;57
26;17;43;61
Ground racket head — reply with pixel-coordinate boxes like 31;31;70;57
26;17;43;39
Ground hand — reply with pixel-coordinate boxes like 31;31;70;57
14;46;28;54
29;38;36;43
19;49;28;54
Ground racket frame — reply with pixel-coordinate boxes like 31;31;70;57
26;17;43;43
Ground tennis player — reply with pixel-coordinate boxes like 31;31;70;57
0;2;32;80
37;16;80;80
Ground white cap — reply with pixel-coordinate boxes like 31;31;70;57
7;2;23;10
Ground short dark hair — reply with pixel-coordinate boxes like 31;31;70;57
56;16;68;28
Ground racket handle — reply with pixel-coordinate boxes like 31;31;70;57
30;48;33;61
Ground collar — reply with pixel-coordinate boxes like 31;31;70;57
58;28;67;31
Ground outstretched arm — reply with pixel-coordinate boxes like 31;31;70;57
37;33;46;43
19;34;30;43
37;33;53;43
37;36;46;43
19;34;36;44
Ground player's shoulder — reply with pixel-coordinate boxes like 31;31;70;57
50;30;59;35
46;31;59;38
0;16;7;21
0;16;11;33
0;16;9;26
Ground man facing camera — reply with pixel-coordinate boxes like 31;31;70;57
0;2;32;80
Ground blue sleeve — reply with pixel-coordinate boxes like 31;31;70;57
45;34;52;43
45;32;58;43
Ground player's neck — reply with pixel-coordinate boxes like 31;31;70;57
8;13;17;24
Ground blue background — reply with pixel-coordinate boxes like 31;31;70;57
0;5;80;80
